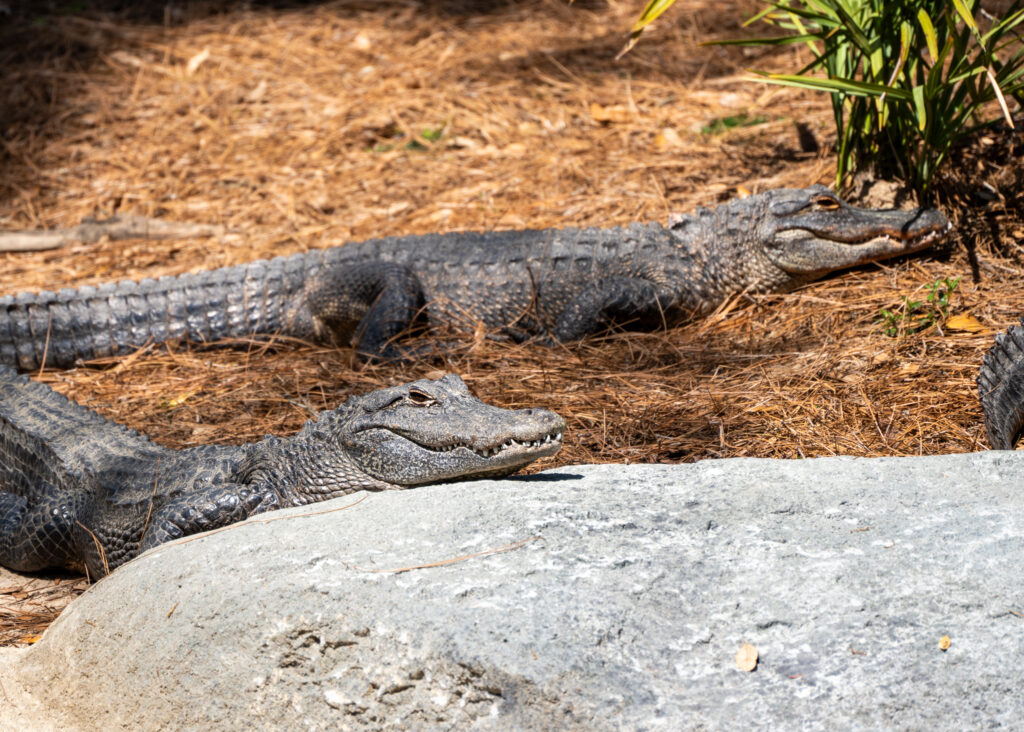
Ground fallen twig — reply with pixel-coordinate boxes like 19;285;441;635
0;215;224;252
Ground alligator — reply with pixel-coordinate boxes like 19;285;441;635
0;185;950;370
979;316;1024;449
0;370;564;577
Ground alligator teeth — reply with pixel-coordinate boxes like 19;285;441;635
431;430;562;458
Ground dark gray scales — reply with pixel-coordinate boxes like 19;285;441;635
0;186;949;370
979;317;1024;449
0;370;564;577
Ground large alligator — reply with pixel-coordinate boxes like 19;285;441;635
0;186;950;370
979;317;1024;449
0;370;564;577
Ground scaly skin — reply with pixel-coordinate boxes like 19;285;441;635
0;186;950;370
978;317;1024;449
0;371;564;577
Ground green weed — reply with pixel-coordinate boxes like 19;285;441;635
700;113;769;135
627;0;1024;199
877;275;961;337
370;125;446;153
708;0;1024;199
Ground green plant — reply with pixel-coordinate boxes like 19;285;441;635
369;125;447;153
619;0;678;57
625;0;1024;199
708;1;1024;199
700;113;770;135
877;275;960;336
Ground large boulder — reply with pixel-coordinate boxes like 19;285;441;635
2;453;1024;730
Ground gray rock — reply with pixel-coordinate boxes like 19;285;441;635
2;453;1024;730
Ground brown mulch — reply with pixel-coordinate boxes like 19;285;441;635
1;0;1023;645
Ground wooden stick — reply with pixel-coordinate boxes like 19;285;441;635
0;215;224;252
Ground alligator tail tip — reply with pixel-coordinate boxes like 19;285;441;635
978;318;1024;450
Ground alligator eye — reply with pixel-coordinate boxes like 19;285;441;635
813;195;841;210
407;389;436;406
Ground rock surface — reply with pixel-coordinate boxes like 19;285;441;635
2;453;1024;730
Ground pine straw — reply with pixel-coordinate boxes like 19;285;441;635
0;566;89;646
1;0;1023;644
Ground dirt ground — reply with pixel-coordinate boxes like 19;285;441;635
2;0;1023;644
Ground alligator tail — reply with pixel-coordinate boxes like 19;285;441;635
978;317;1024;450
0;367;106;569
0;251;327;371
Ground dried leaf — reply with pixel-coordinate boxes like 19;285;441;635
944;314;986;333
21;634;42;644
353;32;372;51
501;142;527;157
246;80;268;103
590;103;632;124
423;208;453;224
165;389;199;409
108;51;146;68
185;48;211;76
939;635;951;651
735;642;758;671
654;128;684;150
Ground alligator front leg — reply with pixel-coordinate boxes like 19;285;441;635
0;490;83;572
300;262;426;359
137;483;280;558
551;276;677;342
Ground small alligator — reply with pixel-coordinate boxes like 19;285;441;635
979;317;1024;449
0;186;950;370
0;371;564;577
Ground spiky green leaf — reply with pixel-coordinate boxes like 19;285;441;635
630;0;677;33
917;10;938;63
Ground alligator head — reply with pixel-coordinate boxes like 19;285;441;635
263;374;564;497
670;185;951;302
756;185;951;278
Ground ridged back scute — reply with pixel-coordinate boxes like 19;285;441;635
0;405;93;504
0;370;105;506
0;367;161;475
294;397;362;442
0;248;334;370
358;224;667;266
978;318;1024;449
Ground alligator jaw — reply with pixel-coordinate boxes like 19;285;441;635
412;429;564;461
783;209;951;244
822;221;951;247
849;221;951;259
769;215;951;275
374;421;565;483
